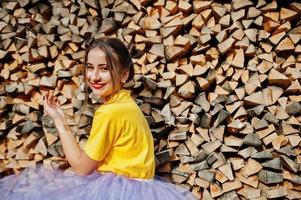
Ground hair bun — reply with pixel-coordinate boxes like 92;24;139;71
84;37;94;49
128;42;142;59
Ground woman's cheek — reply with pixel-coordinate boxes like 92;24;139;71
104;71;112;82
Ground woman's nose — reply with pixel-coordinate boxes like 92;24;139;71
90;69;101;82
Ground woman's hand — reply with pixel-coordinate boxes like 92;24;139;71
43;90;66;125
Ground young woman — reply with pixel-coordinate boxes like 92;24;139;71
0;38;196;200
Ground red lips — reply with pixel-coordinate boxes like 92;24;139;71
91;83;105;89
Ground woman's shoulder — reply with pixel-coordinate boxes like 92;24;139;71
95;100;138;118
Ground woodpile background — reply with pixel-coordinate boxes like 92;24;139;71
1;0;301;199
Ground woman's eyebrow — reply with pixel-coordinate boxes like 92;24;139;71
86;63;107;66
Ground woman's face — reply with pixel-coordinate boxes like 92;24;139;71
86;48;113;102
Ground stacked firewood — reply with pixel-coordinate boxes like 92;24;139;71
1;0;301;199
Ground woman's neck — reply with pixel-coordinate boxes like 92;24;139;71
101;88;124;103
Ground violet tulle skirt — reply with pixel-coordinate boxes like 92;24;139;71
0;165;196;200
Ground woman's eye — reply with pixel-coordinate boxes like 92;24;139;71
87;65;94;70
100;67;108;71
87;65;107;71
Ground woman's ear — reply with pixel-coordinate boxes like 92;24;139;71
121;70;129;84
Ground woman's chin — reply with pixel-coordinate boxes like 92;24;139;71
92;91;109;101
90;86;113;102
92;91;104;98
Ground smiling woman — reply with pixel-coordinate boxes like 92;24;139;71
0;38;196;200
83;38;134;104
86;48;114;101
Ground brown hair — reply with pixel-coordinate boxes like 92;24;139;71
83;37;135;104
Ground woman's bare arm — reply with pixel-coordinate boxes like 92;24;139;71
44;91;100;175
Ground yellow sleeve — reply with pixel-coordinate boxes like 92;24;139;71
84;112;115;161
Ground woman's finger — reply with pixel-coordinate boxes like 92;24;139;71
45;92;54;107
48;90;52;100
43;92;48;104
44;91;50;104
53;97;59;105
50;91;56;104
47;91;53;104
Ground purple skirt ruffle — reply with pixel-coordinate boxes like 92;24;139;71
0;165;196;200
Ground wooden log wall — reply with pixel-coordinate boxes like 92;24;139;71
0;0;301;199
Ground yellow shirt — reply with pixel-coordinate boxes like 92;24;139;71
84;89;155;179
